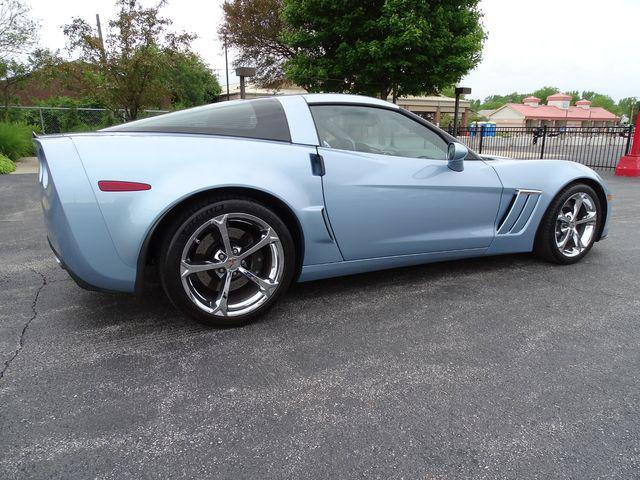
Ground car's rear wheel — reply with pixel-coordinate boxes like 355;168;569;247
535;183;602;264
159;197;295;327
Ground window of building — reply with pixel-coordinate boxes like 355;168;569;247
106;98;291;142
310;105;448;160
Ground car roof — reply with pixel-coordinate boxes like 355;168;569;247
301;93;399;109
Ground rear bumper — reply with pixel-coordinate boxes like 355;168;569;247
47;237;121;293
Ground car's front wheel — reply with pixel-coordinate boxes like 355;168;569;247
535;183;602;264
159;197;296;327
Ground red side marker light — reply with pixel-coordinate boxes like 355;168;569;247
98;180;151;192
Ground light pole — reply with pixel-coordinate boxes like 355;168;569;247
235;67;256;100
454;86;472;135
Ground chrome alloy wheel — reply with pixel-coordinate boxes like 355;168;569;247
555;192;598;258
180;213;284;317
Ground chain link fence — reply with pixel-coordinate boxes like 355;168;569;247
0;106;168;134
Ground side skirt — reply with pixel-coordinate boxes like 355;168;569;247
298;247;488;282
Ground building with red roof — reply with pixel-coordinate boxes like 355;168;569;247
487;93;618;128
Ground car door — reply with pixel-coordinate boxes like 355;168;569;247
309;104;503;261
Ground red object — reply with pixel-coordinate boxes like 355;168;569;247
616;114;640;177
546;93;572;101
500;103;618;121
98;180;152;192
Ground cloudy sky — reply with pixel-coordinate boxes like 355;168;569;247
26;0;640;101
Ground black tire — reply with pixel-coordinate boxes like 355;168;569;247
534;183;602;265
158;196;296;327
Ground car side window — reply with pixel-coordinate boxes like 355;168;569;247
310;105;448;160
106;98;291;142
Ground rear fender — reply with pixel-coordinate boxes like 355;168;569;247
36;136;136;291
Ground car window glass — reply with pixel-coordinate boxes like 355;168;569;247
310;105;447;160
105;98;291;142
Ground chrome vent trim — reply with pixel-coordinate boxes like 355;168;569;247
497;189;542;235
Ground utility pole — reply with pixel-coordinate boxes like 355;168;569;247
96;14;105;50
224;34;230;101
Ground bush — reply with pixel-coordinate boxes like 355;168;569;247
0;154;16;174
0;122;35;160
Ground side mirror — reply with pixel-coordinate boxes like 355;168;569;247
447;142;468;172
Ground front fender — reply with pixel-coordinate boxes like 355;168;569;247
486;158;611;255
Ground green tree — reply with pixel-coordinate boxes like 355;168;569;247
479;92;525;110
531;86;559;104
618;97;639;123
218;0;294;88
566;90;580;105
0;49;60;119
0;0;38;61
163;51;221;108
581;91;617;114
282;0;485;99
63;0;203;120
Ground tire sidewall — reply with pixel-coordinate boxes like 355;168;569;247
541;184;602;264
160;198;296;327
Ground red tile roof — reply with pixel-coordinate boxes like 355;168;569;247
503;103;618;121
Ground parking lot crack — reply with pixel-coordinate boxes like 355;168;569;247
0;268;47;382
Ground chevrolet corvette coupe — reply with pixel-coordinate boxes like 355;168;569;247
36;94;612;327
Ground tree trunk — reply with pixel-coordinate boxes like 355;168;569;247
2;84;10;122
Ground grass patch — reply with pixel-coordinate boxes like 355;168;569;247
0;153;16;174
0;122;35;161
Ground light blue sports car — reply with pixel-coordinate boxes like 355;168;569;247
36;94;612;326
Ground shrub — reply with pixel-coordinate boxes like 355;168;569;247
0;122;35;161
0;154;16;174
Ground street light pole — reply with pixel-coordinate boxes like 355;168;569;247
235;67;256;100
453;86;472;135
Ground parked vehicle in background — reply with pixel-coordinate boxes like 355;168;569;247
36;94;612;327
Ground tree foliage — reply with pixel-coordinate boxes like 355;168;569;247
163;51;222;108
0;0;37;61
618;97;639;122
0;49;61;118
530;86;559;103
281;0;485;99
219;0;294;88
63;0;219;120
472;87;632;117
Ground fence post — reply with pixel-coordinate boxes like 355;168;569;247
478;125;484;154
539;125;548;159
39;108;46;134
625;125;634;156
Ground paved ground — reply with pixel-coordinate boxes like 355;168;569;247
1;172;639;479
10;157;38;175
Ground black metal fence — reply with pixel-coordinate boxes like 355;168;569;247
0;106;168;134
451;125;635;171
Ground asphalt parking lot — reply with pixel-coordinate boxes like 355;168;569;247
1;172;639;479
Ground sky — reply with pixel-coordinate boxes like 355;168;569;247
26;0;640;102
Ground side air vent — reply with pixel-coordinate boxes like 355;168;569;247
497;189;542;235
